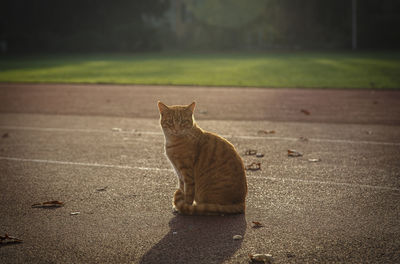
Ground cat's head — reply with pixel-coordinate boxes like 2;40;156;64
157;101;196;136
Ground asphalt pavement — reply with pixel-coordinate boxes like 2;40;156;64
0;83;399;263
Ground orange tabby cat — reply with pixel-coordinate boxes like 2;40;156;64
157;101;247;215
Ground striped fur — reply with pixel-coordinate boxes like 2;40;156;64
158;101;247;215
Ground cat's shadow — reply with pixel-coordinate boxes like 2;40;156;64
139;214;246;264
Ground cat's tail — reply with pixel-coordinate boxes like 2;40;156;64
173;189;245;215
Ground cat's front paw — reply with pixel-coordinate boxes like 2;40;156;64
172;205;180;215
173;189;184;205
184;197;194;205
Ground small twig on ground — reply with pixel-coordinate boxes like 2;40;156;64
0;234;23;244
31;200;64;208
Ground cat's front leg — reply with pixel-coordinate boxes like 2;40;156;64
177;165;195;205
184;178;195;205
178;179;184;191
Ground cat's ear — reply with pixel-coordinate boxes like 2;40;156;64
187;102;196;113
157;101;169;114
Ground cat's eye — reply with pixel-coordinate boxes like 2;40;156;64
182;120;191;126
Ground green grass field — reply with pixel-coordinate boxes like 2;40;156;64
0;52;399;89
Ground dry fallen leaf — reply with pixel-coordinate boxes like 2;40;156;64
249;253;273;263
96;186;108;192
233;235;243;240
245;149;257;156
0;234;23;244
288;149;303;157
308;158;321;162
300;109;311;115
258;130;276;135
70;212;80;215
245;162;261;171
31;200;64;208
252;221;264;228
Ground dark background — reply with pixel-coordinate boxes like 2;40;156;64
0;0;399;53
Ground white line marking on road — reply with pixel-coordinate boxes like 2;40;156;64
1;125;399;146
1;156;398;192
0;156;172;172
0;126;161;136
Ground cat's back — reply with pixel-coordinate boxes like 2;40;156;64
196;130;245;175
199;130;237;154
195;130;247;204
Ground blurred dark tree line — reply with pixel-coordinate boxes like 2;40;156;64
0;0;169;53
0;0;399;53
176;0;400;50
